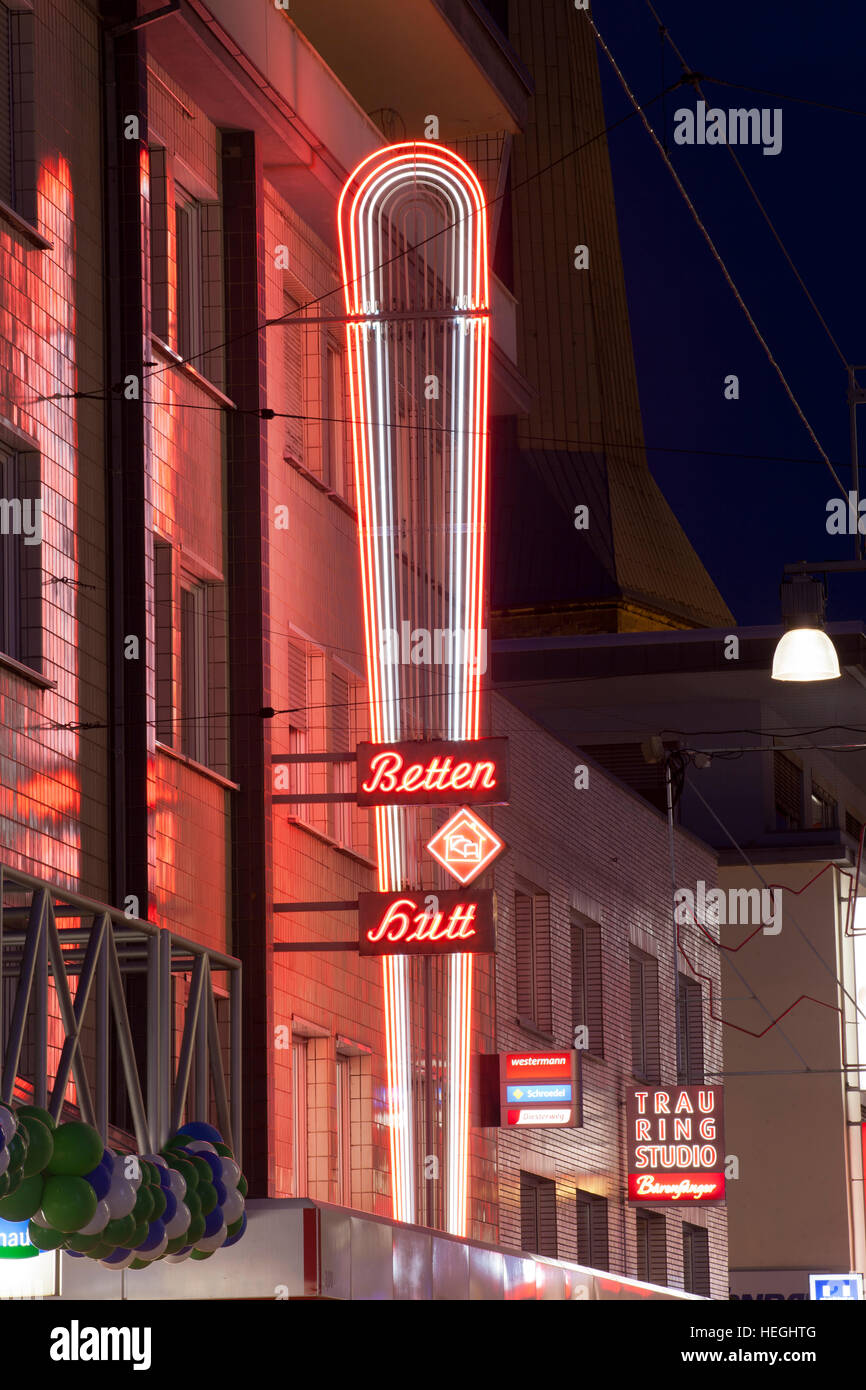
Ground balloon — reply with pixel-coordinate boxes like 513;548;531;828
198;1153;223;1183
237;1175;248;1198
46;1123;103;1177
129;1258;150;1270
149;1186;166;1221
0;1148;9;1178
197;1181;217;1217
162;1200;190;1240
165;1168;186;1201
223;1211;247;1248
100;1149;115;1173
195;1223;226;1252
79;1199;111;1235
103;1213;136;1246
138;1219;166;1254
0;1107;16;1143
184;1141;217;1156
164;1247;192;1263
220;1189;243;1226
100;1248;135;1270
66;1231;102;1254
106;1176;136;1220
141;1153;168;1169
7;1133;28;1170
30;1206;52;1228
28;1220;67;1251
15;1104;55;1131
186;1213;205;1245
0;1172;44;1221
177;1121;223;1144
220;1158;241;1188
213;1180;227;1206
87;1240;116;1260
161;1191;177;1224
18;1118;54;1177
41;1175;98;1232
132;1185;154;1224
190;1249;214;1260
83;1163;111;1202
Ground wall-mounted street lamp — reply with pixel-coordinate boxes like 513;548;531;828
771;569;841;681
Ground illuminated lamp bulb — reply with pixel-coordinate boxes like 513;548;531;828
771;628;841;682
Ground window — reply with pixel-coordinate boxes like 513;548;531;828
571;915;603;1055
329;670;352;847
283;290;304;465
810;780;837;829
774;751;802;830
154;541;174;744
180;582;208;764
846;810;864;845
515;889;552;1035
677;974;704;1084
287;639;311;820
636;1209;666;1285
336;1054;351;1206
0;5;34;219
520;1172;557;1257
576;1191;609;1270
682;1223;711;1297
629;949;660;1081
291;1037;308;1198
324;342;347;497
175;186;203;362
0;447;40;667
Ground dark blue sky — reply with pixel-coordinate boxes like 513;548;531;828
595;0;866;625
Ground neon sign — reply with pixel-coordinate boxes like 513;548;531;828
358;889;496;957
356;738;509;807
498;1052;580;1128
627;1085;725;1202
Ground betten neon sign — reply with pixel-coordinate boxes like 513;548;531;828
356;738;509;808
358;889;496;957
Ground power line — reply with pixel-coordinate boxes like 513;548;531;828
585;9;847;494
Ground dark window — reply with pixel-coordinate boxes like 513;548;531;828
636;1209;666;1285
629;949;660;1081
0;447;40;668
576;1190;609;1270
677;974;704;1084
515;889;552;1034
180;582;208;764
682;1223;711;1297
846;810;864;845
810;781;837;829
329;670;352;846
0;3;12;206
520;1171;557;1257
774;752;802;830
154;541;174;745
0;5;33;217
571;916;603;1055
175;187;203;361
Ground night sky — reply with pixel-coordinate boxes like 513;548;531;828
594;0;866;627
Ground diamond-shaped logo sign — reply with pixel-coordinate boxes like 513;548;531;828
426;807;505;886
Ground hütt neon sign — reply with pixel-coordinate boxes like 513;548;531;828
339;142;490;1236
358;889;496;957
357;738;509;807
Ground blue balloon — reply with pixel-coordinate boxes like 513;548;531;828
65;1250;85;1259
139;1220;166;1253
201;1152;223;1182
213;1179;227;1206
84;1164;112;1201
0;1133;5;1153
177;1121;223;1144
158;1167;172;1190
203;1207;223;1238
161;1191;177;1223
100;1149;116;1174
223;1212;247;1248
102;1247;132;1265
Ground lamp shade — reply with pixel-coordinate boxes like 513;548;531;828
771;627;841;681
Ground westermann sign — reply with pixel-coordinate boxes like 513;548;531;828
626;1085;725;1202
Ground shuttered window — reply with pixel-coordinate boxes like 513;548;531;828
576;1191;609;1270
283;291;304;464
810;780;837;829
572;916;603;1055
846;810;864;844
774;751;802;830
629;949;660;1082
515;889;552;1035
520;1172;557;1258
682;1224;710;1297
678;974;704;1084
330;670;352;846
0;447;21;659
636;1210;666;1286
287;640;311;818
154;541;174;745
180;583;208;764
0;4;11;206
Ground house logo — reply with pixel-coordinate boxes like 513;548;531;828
426;807;505;886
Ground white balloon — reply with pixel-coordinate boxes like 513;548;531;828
219;1158;240;1189
141;1153;168;1170
100;1251;136;1271
0;1147;9;1178
196;1222;226;1253
166;1169;187;1201
137;1231;168;1262
220;1189;243;1226
164;1248;192;1263
31;1207;52;1229
106;1177;136;1220
162;1200;190;1239
0;1109;16;1143
79;1199;111;1236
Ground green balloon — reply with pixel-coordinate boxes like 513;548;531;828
149;1186;166;1221
213;1143;233;1158
197;1181;217;1217
188;1155;212;1185
7;1133;29;1170
19;1117;54;1177
104;1214;136;1246
190;1249;213;1260
66;1231;101;1254
46;1122;103;1177
132;1185;154;1224
0;1173;44;1221
187;1213;205;1244
27;1221;66;1251
128;1221;149;1250
130;1258;150;1270
0;1172;9;1200
5;1170;22;1195
184;1188;201;1221
86;1241;115;1260
164;1234;188;1255
41;1175;97;1232
237;1175;248;1198
15;1105;55;1131
226;1215;243;1238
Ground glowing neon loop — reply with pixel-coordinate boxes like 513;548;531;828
339;143;489;1235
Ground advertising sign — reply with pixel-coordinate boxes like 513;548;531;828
358;889;496;957
499;1052;580;1128
627;1085;725;1203
426;807;505;886
356;738;509;808
809;1274;863;1301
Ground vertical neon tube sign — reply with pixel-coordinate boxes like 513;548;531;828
339;144;489;1234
